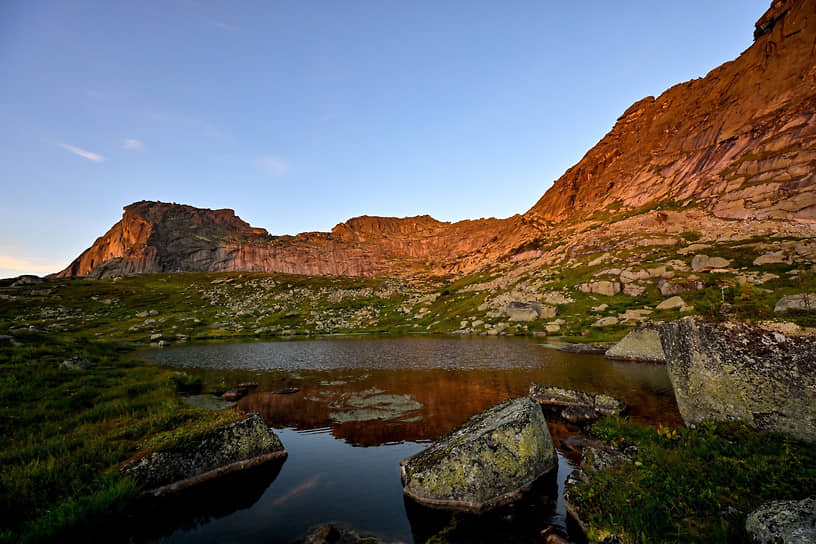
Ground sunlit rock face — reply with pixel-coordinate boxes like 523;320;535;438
57;0;816;279
525;0;816;224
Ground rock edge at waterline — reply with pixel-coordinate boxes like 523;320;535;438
400;397;556;513
121;413;286;496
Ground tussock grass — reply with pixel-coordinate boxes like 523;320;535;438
0;334;240;543
572;417;816;543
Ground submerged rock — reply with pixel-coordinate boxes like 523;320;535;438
400;397;556;512
121;413;286;496
745;497;816;544
605;324;666;363
658;317;816;441
556;343;610;355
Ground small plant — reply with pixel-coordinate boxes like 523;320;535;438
170;373;202;394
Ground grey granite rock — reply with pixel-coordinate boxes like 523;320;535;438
400;397;556;512
121;413;286;496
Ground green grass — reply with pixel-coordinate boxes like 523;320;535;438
571;417;816;543
0;334;240;543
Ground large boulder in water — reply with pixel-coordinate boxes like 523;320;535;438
746;497;816;544
121;413;286;496
658;317;816;441
400;397;556;512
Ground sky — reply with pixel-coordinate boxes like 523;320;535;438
0;0;770;278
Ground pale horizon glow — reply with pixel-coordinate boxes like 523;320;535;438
0;0;771;277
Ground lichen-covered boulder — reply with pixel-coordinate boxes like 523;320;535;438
658;317;816;441
400;397;556;512
746;497;816;544
605;324;666;363
121;413;286;496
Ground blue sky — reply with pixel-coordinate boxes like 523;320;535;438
0;0;769;277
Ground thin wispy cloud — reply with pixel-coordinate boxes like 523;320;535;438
58;143;104;162
211;21;239;32
123;138;144;150
254;156;291;177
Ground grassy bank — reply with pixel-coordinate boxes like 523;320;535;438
0;334;239;543
570;417;816;543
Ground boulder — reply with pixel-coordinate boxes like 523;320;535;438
296;524;395;544
774;293;815;314
529;384;628;422
121;413;286;496
605;324;666;363
658;277;705;296
400;397;556;512
592;316;619;327
622;283;647;297
619;268;650;283
656;296;688;311
754;252;789;266
60;357;93;371
657;317;816;441
745;497;816;544
504;301;556;322
576;281;622;297
691;254;731;272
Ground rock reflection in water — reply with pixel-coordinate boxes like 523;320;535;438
404;470;562;544
125;457;285;542
137;336;682;543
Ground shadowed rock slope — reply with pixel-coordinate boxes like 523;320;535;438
58;0;816;279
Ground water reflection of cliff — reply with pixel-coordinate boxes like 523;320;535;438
144;338;683;447
237;363;682;447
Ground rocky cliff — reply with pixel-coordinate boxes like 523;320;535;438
526;0;816;224
56;200;535;278
57;0;816;279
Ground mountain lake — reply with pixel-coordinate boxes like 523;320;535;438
133;335;681;543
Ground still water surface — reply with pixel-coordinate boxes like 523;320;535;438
138;336;681;543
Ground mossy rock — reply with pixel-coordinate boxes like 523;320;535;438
400;397;556;512
121;413;286;496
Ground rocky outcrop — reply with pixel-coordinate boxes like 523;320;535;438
605;324;666;363
746;497;816;544
529;384;628;424
55;201;536;279
657;317;816;441
526;0;816;225
400;397;556;512
121;413;286;496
